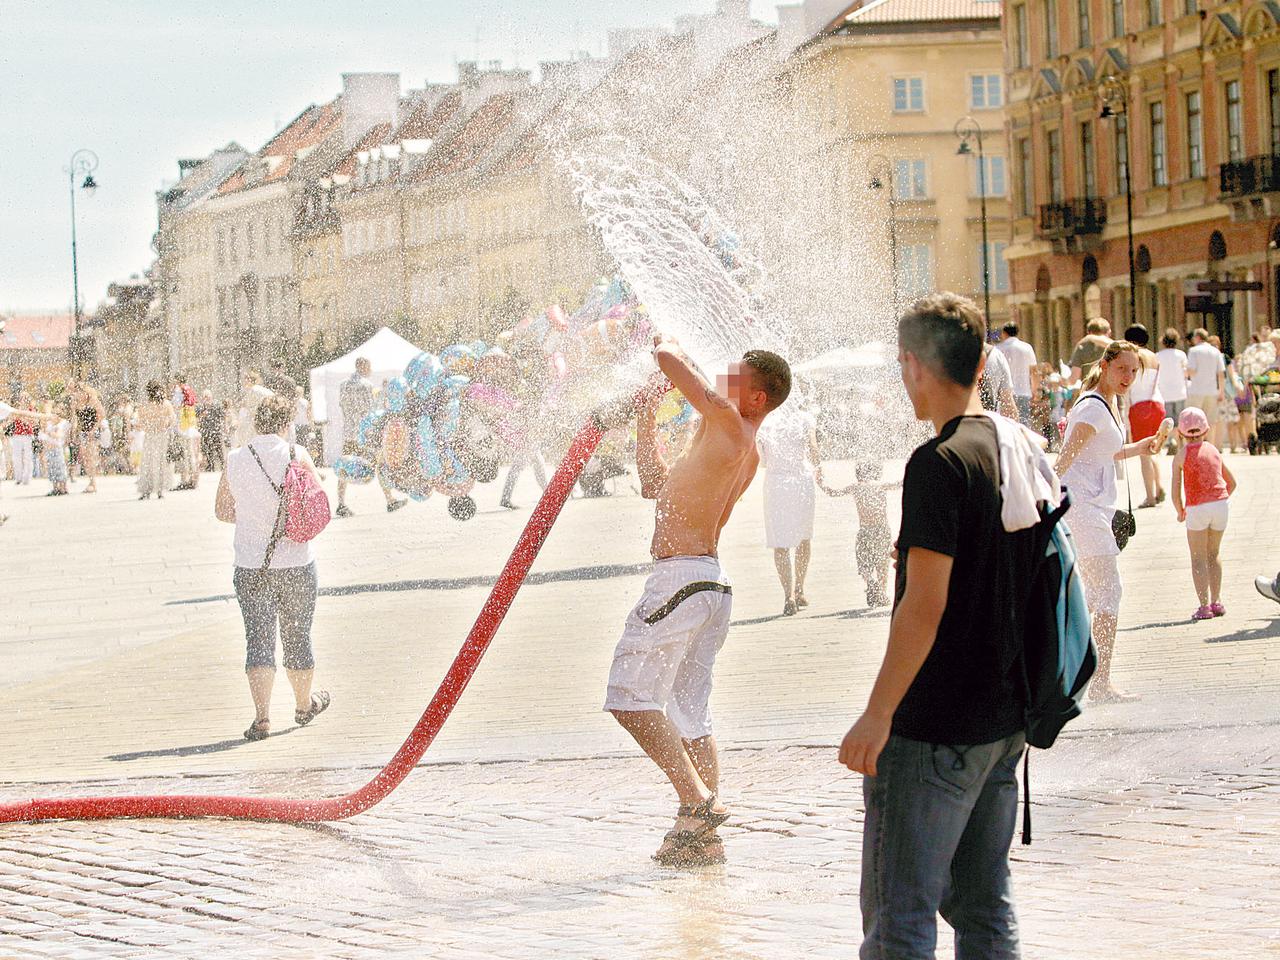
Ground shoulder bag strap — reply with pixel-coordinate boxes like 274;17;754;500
1081;393;1133;513
247;443;287;574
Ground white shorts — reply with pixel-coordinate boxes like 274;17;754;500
1185;499;1229;532
603;556;732;740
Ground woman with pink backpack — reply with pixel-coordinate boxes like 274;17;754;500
215;393;332;741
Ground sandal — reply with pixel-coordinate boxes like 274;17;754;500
653;828;726;867
795;593;809;608
244;718;270;741
295;690;331;726
679;794;730;831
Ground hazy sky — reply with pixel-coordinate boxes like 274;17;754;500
1;0;777;312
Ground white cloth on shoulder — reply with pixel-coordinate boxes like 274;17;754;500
984;412;1061;532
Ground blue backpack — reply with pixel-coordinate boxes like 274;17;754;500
1019;493;1097;843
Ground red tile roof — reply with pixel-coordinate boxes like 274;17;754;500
0;314;74;351
407;94;518;183
219;99;343;194
332;122;393;178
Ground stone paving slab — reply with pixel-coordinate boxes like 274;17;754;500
1;730;1278;960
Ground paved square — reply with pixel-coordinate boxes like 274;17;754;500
2;454;1279;958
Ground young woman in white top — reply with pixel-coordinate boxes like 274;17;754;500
216;393;330;741
757;407;823;615
1155;329;1189;451
1055;340;1165;704
1124;324;1166;507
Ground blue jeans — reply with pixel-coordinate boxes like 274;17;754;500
860;732;1026;960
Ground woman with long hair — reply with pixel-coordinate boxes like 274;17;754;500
69;381;106;494
136;379;176;499
1055;340;1165;703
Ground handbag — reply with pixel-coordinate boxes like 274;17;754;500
1080;394;1135;551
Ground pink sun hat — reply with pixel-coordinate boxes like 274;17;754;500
1178;406;1210;438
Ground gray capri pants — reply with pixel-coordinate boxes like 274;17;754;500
233;563;319;670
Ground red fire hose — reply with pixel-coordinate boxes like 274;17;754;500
0;403;627;824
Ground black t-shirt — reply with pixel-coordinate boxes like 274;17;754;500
891;415;1032;746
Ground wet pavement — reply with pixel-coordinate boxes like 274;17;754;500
3;456;1280;958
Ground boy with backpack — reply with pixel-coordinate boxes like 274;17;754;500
839;293;1092;959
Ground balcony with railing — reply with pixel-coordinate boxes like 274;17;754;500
1219;155;1280;198
1036;197;1107;240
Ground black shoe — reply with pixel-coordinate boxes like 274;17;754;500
335;504;354;518
386;499;408;513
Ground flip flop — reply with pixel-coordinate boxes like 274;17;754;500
244;718;270;742
295;690;331;727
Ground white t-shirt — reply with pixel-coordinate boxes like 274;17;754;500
1129;365;1162;404
1186;342;1223;395
0;401;13;421
1155;348;1188;401
293;397;311;428
225;434;317;569
996;336;1038;397
1061;391;1122;511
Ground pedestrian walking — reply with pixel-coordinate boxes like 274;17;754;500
7;392;38;485
1124;324;1166;508
839;293;1039;958
977;343;1018;419
171;373;200;490
235;371;273;448
38;403;70;496
136;380;176;500
1055;340;1164;703
292;385;311;448
1185;329;1225;447
1171;407;1236;620
1069;317;1113;384
197;390;226;472
335;358;405;517
757;406;822;616
1156;328;1189;453
994;320;1039;425
215;393;330;742
69;381;106;494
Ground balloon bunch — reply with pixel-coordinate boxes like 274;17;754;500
332;341;501;521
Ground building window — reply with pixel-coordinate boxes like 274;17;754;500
1183;0;1195;13
1078;0;1091;46
246;221;256;259
215;229;225;266
1081;120;1097;197
228;226;238;262
894;159;928;198
263;220;273;257
1017;137;1034;216
1186;91;1204;178
1150;100;1167;186
979;241;1011;292
1112;0;1125;36
1269;70;1280;156
1047;128;1064;203
893;77;925;112
1225;79;1244;162
1114;113;1129;191
1044;0;1059;57
1147;0;1162;27
970;74;1003;109
1014;4;1030;67
897;244;933;300
971;155;1008;196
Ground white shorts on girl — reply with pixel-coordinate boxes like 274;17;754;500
604;555;732;740
1185;499;1230;532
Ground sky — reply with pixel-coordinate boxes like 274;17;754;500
1;0;778;313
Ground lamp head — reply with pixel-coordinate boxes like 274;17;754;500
81;174;98;197
956;140;973;156
869;176;883;190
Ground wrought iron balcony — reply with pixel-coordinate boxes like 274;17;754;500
1037;197;1107;239
1219;155;1280;198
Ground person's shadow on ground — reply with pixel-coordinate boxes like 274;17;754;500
106;726;299;762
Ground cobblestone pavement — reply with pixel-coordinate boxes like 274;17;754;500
3;454;1280;957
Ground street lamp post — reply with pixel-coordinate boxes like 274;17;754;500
1099;76;1137;331
66;148;99;377
1266;219;1280;328
868;153;899;321
955;117;992;329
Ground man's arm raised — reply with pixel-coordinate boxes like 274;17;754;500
653;335;738;423
635;387;668;499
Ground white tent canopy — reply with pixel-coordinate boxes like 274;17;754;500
309;326;422;462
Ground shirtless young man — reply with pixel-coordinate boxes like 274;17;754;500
605;335;791;866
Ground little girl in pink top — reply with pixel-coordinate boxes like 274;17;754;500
1171;406;1237;620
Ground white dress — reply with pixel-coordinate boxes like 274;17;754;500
1060;392;1123;558
758;411;816;549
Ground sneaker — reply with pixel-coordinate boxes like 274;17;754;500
1192;605;1215;621
335;504;354;518
1256;576;1280;605
386;499;407;513
499;500;518;510
1210;602;1226;617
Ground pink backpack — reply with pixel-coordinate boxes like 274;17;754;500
249;444;331;568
